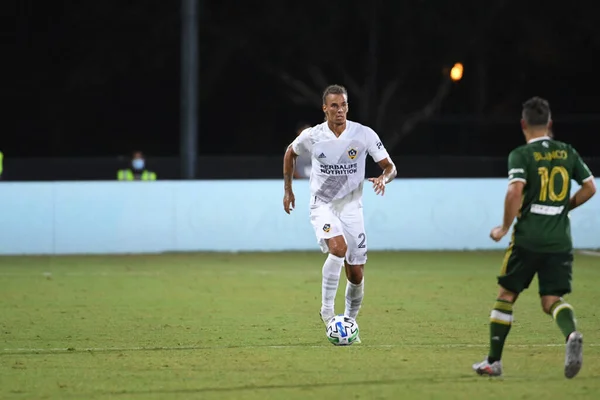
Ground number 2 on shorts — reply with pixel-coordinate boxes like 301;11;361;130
357;233;366;248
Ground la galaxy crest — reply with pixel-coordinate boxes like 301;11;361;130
323;224;331;233
347;147;358;160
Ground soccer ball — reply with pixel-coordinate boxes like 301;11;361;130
326;315;359;346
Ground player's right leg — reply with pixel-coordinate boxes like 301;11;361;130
319;236;347;324
538;251;582;379
542;294;583;379
310;204;346;325
473;245;535;377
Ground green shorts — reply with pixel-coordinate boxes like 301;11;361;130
497;245;574;296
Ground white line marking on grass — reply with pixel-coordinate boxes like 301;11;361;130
580;250;600;257
0;270;292;277
3;343;599;354
0;271;161;277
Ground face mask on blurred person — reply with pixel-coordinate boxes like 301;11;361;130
132;159;145;170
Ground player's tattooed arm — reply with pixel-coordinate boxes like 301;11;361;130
501;181;524;231
491;181;524;241
283;145;298;190
283;145;298;214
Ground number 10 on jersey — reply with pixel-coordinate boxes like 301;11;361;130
538;166;569;202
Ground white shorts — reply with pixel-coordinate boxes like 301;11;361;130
309;198;367;265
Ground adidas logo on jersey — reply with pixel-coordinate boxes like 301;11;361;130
318;153;326;158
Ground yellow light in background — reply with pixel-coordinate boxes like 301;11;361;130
450;62;463;81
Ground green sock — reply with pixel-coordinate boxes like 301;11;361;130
550;300;577;340
488;299;514;363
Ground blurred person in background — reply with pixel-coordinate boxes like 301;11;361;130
117;151;157;181
293;122;312;179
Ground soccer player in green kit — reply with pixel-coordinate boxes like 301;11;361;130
473;97;597;379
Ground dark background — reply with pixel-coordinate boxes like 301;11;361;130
8;0;600;180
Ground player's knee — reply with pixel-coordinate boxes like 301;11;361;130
497;286;517;303
329;246;347;258
541;296;560;314
328;237;347;258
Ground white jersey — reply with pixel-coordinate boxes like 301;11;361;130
291;120;390;204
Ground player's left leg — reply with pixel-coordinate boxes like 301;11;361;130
339;202;367;322
472;285;519;377
473;245;536;377
538;251;582;379
343;261;364;320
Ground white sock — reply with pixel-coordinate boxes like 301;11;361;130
344;279;364;320
321;254;344;320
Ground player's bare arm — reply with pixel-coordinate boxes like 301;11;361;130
491;181;525;241
283;145;297;214
368;157;397;196
569;178;596;211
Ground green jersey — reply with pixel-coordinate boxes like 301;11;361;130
507;136;593;253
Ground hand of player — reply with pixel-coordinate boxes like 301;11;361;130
368;176;386;196
490;226;508;242
283;190;295;214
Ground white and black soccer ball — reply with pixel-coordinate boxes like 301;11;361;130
326;315;359;346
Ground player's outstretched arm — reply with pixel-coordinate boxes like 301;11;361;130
283;145;298;214
569;178;596;211
378;157;397;183
368;157;397;196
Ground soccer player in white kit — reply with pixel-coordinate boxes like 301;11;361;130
282;85;397;339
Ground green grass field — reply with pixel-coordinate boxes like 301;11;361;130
1;251;599;399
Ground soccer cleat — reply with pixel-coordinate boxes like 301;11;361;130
319;311;334;326
564;331;583;379
472;358;503;377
